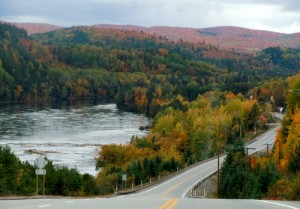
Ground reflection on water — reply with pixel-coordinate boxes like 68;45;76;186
0;102;150;175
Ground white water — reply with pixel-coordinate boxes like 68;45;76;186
0;103;150;175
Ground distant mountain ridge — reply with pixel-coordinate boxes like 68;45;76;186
94;24;300;52
7;21;300;52
0;21;299;108
8;22;63;35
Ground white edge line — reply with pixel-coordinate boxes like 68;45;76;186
181;127;279;199
119;126;279;199
260;200;299;209
247;127;278;154
117;160;216;198
181;170;217;199
38;205;51;208
247;126;278;148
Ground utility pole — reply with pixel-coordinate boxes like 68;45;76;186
216;141;223;198
238;117;242;139
244;147;256;198
239;122;242;139
217;148;220;198
264;143;272;157
278;141;282;171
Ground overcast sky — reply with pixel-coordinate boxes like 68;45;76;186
0;0;299;33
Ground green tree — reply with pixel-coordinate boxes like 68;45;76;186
249;102;260;134
288;145;300;173
220;142;245;198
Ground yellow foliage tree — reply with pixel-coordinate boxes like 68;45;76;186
134;87;148;113
279;109;300;171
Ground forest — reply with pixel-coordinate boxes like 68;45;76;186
0;22;300;198
220;75;300;199
0;23;300;116
96;92;273;194
0;145;99;196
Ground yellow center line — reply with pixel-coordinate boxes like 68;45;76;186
157;199;173;209
166;198;178;209
158;168;212;208
157;198;178;209
161;183;182;198
161;171;203;198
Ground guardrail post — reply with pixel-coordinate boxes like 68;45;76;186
115;185;118;194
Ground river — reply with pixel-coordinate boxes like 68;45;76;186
0;102;150;175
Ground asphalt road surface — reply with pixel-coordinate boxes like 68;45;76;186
2;195;300;209
2;124;300;209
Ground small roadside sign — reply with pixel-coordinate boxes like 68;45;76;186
35;169;46;175
35;156;47;196
35;156;47;169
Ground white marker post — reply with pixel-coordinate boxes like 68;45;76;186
122;174;127;189
35;156;47;195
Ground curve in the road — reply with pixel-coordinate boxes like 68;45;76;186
125;126;279;199
4;114;300;209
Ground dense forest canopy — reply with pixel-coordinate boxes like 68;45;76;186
0;23;299;117
220;75;300;200
1;22;300;197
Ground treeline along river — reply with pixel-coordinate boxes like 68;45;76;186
0;102;150;175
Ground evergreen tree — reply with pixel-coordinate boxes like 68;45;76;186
288;145;300;173
220;142;245;198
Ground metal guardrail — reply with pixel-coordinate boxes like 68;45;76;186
116;156;220;196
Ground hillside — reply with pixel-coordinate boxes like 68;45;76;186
198;26;300;52
8;22;62;35
1;23;300;115
6;21;300;52
95;25;300;52
31;26;300;75
1;22;300;199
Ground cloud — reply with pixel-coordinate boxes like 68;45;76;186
217;2;300;32
1;15;50;24
214;0;300;11
256;0;300;11
0;0;299;33
0;0;139;26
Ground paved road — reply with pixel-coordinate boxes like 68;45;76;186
2;123;300;208
2;196;300;209
122;125;278;199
